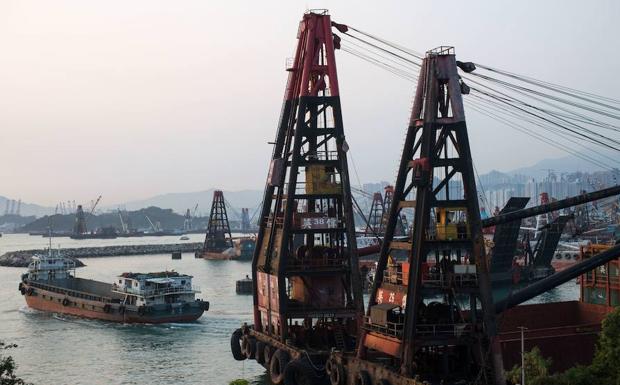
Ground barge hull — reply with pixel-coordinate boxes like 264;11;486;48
22;284;205;324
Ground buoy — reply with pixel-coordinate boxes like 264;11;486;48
236;276;253;295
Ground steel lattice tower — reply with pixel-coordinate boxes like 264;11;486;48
365;192;385;236
382;184;408;236
202;190;233;253
331;47;504;385
234;11;364;377
241;208;251;232
73;205;87;235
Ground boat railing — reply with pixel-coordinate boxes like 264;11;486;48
112;284;200;297
415;323;472;338
363;316;404;337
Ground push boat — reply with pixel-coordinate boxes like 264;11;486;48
19;251;209;323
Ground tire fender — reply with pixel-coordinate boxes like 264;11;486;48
283;358;318;385
326;357;345;385
269;349;290;385
241;335;256;359
255;341;266;365
263;344;272;367
230;329;246;361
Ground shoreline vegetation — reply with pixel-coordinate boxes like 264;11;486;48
1;341;30;385
0;243;202;267
507;307;620;385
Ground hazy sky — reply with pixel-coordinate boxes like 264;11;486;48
1;0;619;206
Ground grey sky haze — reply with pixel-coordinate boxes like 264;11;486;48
1;0;619;206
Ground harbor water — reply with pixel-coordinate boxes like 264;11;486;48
0;234;267;385
0;234;579;385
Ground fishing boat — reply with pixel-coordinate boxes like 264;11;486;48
19;251;209;323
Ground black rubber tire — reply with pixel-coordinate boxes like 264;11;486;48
103;304;111;313
26;288;34;296
241;335;256;359
263;344;272;366
230;329;246;361
62;298;70;307
355;370;371;385
326;357;345;385
255;342;266;365
283;359;318;385
19;287;26;296
138;306;146;316
269;349;290;385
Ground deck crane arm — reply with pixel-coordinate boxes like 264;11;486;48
118;209;128;233
496;243;620;313
89;195;102;216
482;186;620;228
192;204;199;218
145;215;158;232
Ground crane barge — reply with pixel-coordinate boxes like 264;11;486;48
230;10;620;385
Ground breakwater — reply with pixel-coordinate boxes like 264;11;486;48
0;242;202;267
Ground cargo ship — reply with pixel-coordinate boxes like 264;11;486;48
19;251;209;323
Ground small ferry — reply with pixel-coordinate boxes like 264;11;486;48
19;251;209;323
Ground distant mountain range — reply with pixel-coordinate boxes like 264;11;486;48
506;154;612;180
1;154;614;220
107;188;265;218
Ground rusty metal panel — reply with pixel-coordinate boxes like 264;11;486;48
363;332;402;357
256;272;269;308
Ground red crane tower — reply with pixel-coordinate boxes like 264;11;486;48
326;47;505;385
230;10;364;384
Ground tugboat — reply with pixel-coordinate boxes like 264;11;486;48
19;250;209;323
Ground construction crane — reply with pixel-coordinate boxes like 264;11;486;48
145;215;160;233
89;195;102;216
118;209;128;234
192;203;199;218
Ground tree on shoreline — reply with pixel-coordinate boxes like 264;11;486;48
506;307;620;385
1;341;30;385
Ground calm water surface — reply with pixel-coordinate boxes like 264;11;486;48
0;234;267;385
0;234;579;384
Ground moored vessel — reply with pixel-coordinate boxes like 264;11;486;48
19;251;209;323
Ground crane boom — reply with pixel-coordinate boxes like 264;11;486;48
89;195;102;216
